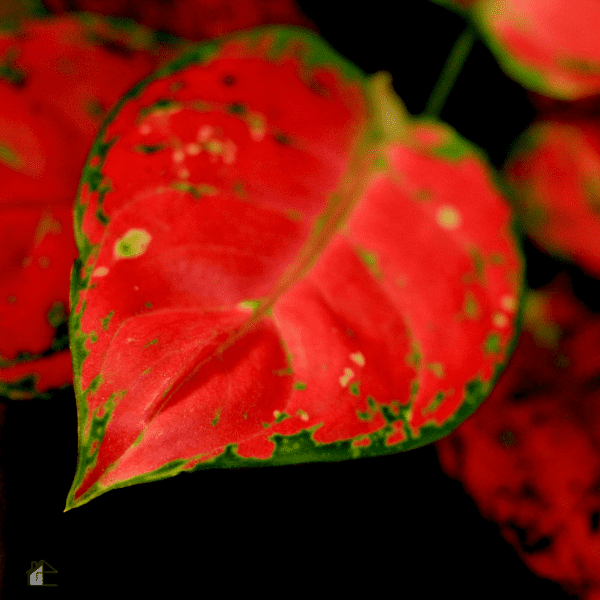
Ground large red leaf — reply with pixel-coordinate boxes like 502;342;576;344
435;273;600;599
66;26;523;510
503;118;600;279
0;14;181;399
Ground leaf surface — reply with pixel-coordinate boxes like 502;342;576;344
67;26;523;510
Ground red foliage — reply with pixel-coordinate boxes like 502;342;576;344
504;117;600;278
41;0;318;40
0;14;179;398
436;273;600;599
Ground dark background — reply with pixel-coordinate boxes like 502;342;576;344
0;1;589;597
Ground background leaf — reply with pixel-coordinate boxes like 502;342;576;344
0;13;182;399
504;118;600;278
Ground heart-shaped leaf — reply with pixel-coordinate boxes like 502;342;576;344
0;14;181;398
504;118;600;278
66;26;523;510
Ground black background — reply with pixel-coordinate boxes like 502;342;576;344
0;1;589;597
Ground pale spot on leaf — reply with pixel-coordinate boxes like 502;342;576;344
436;205;461;229
339;367;354;387
500;295;516;312
297;409;309;421
350;352;365;367
197;125;213;143
185;142;201;156
114;229;152;259
493;312;509;328
93;266;109;277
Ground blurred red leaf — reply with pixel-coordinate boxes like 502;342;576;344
0;14;181;398
436;0;600;100
436;272;600;599
503;117;600;278
41;0;318;40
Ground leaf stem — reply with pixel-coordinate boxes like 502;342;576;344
423;23;476;118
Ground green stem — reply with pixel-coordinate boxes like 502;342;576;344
423;24;476;118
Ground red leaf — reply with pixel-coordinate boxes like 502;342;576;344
504;118;600;278
0;14;181;399
41;0;318;41
66;27;522;509
471;0;600;99
435;274;600;599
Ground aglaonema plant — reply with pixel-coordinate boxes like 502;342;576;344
65;25;524;510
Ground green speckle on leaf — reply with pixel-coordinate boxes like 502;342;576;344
139;97;177;118
406;342;421;368
144;338;158;348
484;332;501;354
232;181;247;199
356;247;382;279
96;208;109;225
349;381;360;396
90;331;98;343
211;408;221;426
410;379;419;399
373;155;388;170
47;301;67;328
274;411;290;423
427;363;444;378
500;430;517;447
86;99;104;119
273;366;293;377
424;391;445;414
134;144;164;154
237;299;261;312
114;228;152;259
101;310;114;332
227;103;245;115
463;291;480;319
294;381;307;390
172;181;218;198
357;395;378;421
0;47;26;85
0;142;22;168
